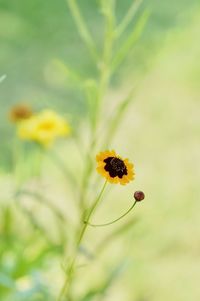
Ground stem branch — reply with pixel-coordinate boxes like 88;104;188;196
86;201;137;227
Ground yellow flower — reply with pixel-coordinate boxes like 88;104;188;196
17;110;71;146
96;150;135;185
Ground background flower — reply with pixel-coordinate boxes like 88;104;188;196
9;103;33;123
17;109;71;146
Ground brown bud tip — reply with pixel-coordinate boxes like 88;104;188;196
134;191;145;202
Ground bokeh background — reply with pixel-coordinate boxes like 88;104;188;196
0;0;200;300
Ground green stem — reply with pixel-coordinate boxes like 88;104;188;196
78;2;116;214
86;201;137;227
78;180;107;243
88;1;116;144
66;0;99;62
57;181;107;301
78;153;93;212
103;86;136;148
115;0;143;38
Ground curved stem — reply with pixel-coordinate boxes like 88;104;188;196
78;180;107;243
86;201;137;227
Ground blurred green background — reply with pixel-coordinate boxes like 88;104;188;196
0;0;200;300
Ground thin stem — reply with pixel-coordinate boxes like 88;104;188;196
78;2;116;214
78;180;107;244
78;153;93;212
115;0;143;38
89;0;116;140
112;10;149;72
99;1;115;95
66;0;99;62
57;181;107;301
103;86;136;148
86;201;137;227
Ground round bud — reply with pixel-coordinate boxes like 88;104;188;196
134;191;145;202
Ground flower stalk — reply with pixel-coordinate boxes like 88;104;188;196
85;200;137;227
57;180;107;301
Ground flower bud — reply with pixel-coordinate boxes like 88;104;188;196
134;191;145;202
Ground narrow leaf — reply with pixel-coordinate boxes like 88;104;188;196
112;10;149;71
103;86;137;148
66;0;99;61
52;59;83;86
115;0;143;38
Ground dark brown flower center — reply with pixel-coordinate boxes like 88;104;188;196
104;157;127;178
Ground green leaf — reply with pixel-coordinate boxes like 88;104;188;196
112;10;150;72
103;86;136;148
83;79;99;128
66;0;99;62
115;0;143;38
52;59;83;86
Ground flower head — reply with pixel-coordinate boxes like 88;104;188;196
9;104;33;123
134;191;145;202
17;109;71;146
96;150;135;185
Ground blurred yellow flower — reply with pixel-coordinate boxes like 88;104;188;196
17;110;71;146
96;150;135;185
